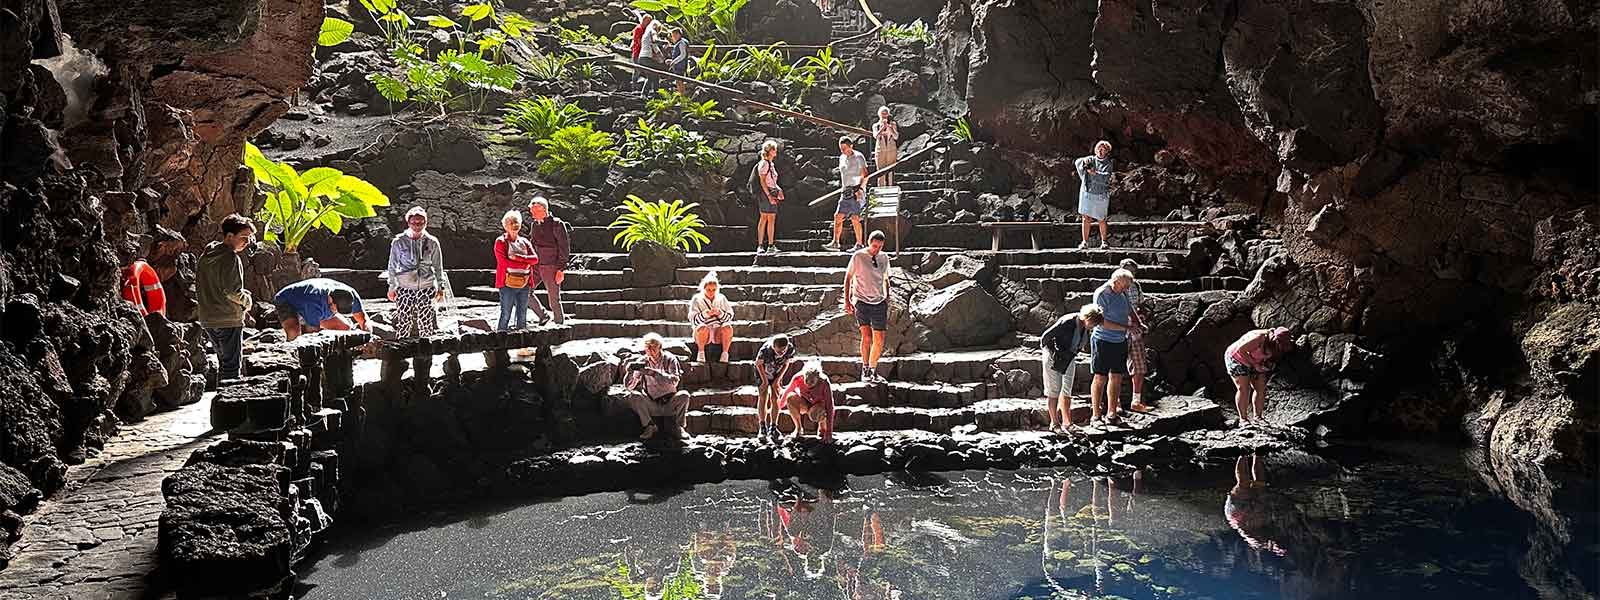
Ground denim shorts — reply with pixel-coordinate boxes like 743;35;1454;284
1090;336;1129;376
836;187;864;216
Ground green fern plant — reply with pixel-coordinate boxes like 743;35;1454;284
357;1;530;114
644;90;725;121
535;125;618;183
792;46;845;85
631;0;749;44
526;52;575;82
608;195;711;252
684;98;724;120
952;116;975;142
243;143;390;253
501;97;594;140
691;44;742;83
740;43;790;81
619;118;722;171
881;19;932;44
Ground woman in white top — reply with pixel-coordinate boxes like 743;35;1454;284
872;106;898;186
688;271;735;362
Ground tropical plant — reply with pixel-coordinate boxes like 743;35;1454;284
358;1;532;114
535;125;619;183
882;19;932;44
740;42;790;81
631;0;749;44
572;61;602;81
691;44;743;83
501;97;594;139
554;22;609;47
645;90;724;121
952;116;975;142
526;52;575;82
792;46;845;85
318;17;355;47
619;119;722;171
242;143;390;253
608;196;711;252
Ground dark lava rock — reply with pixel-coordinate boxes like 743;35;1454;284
738;0;829;45
912;280;1010;349
628;240;688;287
160;462;294;598
0;463;41;515
924;253;993;288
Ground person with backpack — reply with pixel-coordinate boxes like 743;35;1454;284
526;196;571;324
752;140;783;257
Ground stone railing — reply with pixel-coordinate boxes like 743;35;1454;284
162;326;570;599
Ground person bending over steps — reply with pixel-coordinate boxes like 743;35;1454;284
754;334;798;442
779;361;835;443
1225;327;1296;427
1039;303;1103;434
624;332;692;441
844;231;892;382
274;278;371;342
688;271;735;363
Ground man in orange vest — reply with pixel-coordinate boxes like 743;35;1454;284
121;260;167;316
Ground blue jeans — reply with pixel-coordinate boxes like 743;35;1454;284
206;327;243;380
498;286;530;330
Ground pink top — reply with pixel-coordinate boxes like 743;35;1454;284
759;159;783;202
1227;330;1276;372
779;374;834;441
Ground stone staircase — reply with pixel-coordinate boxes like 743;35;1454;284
827;2;875;54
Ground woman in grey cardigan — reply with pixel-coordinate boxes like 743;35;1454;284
1075;140;1115;249
386;206;447;338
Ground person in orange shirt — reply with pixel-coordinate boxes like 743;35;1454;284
121;260;166;316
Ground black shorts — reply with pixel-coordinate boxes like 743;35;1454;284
854;300;888;331
1090;336;1129;375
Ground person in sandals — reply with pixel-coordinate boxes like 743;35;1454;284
1039;304;1103;434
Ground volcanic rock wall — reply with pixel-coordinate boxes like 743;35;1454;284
0;0;319;544
935;0;1598;468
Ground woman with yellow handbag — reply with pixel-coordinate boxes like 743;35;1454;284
494;210;539;331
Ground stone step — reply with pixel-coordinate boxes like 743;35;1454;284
977;247;1185;266
559;284;839;304
998;263;1182;280
565;318;781;339
673;266;847;286
559;300;825;323
683;394;1222;437
582;251;879;271
1023;277;1198;295
671;348;1046;386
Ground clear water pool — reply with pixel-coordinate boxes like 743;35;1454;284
297;444;1598;599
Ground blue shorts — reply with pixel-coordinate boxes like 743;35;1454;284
1090;336;1128;376
854;300;888;331
836;187;864;216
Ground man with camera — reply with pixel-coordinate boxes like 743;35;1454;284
625;333;692;441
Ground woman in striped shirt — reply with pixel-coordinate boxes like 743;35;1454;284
688;271;735;362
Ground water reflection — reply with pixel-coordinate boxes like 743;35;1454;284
298;447;1598;600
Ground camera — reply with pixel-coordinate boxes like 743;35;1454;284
628;362;649;372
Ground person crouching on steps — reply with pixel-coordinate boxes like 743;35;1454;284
689;271;735;363
494;210;538;331
1039;303;1103;434
754;140;784;257
626;333;691;441
1225;327;1296;427
386;206;446;338
780;361;834;443
754;334;797;441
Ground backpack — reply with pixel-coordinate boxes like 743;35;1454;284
747;160;765;199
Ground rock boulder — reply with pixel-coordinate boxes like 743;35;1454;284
912;280;1009;348
628;240;688;287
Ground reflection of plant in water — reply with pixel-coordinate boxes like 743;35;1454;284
607;550;704;600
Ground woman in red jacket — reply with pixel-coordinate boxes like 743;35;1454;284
494;210;538;331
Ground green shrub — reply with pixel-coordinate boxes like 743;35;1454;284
608;195;711;252
882;19;932;45
630;0;749;44
502;97;594;140
645;90;724;121
535;125;618;183
792;46;845;85
244;143;390;253
619;119;722;171
526;52;574;82
357;1;531;114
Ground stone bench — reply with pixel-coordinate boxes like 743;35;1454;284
981;221;1051;251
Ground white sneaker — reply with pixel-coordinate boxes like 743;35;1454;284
1076;240;1088;250
1099;240;1110;249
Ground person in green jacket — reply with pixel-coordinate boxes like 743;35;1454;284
196;214;255;381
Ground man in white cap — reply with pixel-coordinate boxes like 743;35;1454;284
386;206;447;338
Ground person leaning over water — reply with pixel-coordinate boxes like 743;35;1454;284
493;210;538;331
1039;303;1103;434
386;206;446;338
688;271;735;363
1225;327;1296;427
274;277;370;341
1075;140;1115;249
1089;269;1136;426
779;361;835;442
754;333;798;442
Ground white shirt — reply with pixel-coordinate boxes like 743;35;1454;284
638;21;660;58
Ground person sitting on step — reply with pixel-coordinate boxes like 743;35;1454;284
779;361;834;443
624;333;691;441
688;271;735;363
754;333;798;441
1039;303;1104;434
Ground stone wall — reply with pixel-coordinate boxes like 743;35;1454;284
932;0;1598;469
